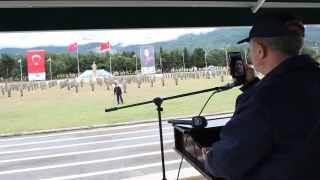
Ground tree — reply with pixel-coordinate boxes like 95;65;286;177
123;57;135;74
0;53;15;80
192;48;206;70
55;61;67;78
11;68;20;81
113;55;126;75
207;48;226;66
183;47;193;71
170;48;182;71
160;47;172;72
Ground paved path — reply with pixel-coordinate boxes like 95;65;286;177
0;112;232;180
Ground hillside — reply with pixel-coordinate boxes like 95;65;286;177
1;26;319;55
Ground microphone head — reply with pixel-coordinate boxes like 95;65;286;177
191;116;207;128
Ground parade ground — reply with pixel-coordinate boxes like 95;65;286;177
0;74;241;134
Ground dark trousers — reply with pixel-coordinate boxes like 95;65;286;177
117;95;124;104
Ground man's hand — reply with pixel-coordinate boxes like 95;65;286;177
228;61;256;86
202;148;209;161
242;62;256;86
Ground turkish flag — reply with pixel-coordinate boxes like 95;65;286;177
101;42;110;50
315;42;318;47
27;50;46;80
69;43;77;52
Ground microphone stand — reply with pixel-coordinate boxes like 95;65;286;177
105;86;224;180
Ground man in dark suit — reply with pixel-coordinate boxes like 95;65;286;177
114;83;124;104
202;12;320;180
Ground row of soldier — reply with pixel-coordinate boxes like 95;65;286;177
0;80;58;97
0;68;234;97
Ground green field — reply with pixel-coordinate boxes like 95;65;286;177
0;75;243;134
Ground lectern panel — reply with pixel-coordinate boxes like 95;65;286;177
172;117;231;180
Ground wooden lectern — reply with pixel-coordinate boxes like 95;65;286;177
172;117;231;180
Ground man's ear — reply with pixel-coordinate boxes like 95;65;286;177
255;43;266;59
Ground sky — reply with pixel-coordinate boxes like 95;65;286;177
2;25;318;49
0;27;217;49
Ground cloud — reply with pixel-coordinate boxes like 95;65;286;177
0;27;216;49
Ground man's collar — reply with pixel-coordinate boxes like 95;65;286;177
258;54;318;85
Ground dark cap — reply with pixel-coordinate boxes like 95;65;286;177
237;12;305;44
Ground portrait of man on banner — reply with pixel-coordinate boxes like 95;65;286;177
140;47;155;68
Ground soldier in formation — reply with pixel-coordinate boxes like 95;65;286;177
80;78;84;87
220;69;224;82
75;82;79;93
174;74;178;85
7;85;11;97
90;78;95;91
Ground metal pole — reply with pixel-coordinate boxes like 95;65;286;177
77;45;80;77
205;51;207;69
20;59;22;82
110;54;112;75
50;58;52;81
160;54;163;74
183;55;185;72
136;55;137;74
225;49;228;71
153;97;167;180
181;49;186;72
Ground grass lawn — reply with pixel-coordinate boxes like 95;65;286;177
0;75;243;134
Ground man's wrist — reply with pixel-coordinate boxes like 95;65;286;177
240;77;260;92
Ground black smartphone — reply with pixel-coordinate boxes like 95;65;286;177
228;52;246;79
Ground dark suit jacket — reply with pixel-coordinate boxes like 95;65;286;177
205;55;320;180
114;86;122;95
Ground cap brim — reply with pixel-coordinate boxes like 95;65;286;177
237;37;250;44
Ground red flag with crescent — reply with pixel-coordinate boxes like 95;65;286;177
27;50;45;73
27;50;46;80
101;42;110;50
69;43;77;52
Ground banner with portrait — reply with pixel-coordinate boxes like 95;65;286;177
140;46;156;74
27;50;46;81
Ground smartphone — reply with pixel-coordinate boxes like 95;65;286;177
228;52;246;79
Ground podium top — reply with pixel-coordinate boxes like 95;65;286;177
175;117;231;129
172;117;231;135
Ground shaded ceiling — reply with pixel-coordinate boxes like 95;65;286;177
0;0;319;32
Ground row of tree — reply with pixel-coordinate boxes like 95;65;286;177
0;46;319;81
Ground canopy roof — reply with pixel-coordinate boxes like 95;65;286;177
0;0;319;32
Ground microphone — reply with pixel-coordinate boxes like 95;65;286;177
167;116;207;128
220;78;246;90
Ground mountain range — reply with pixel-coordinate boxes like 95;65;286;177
1;26;319;55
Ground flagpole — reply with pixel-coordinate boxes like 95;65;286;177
136;55;137;75
182;52;185;72
110;54;112;75
204;51;207;70
19;60;22;82
77;43;80;77
160;54;162;74
50;58;52;81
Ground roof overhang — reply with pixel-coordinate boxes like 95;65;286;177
0;1;319;32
